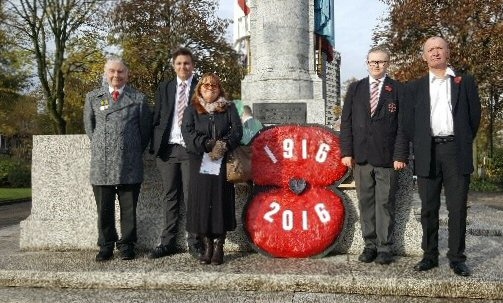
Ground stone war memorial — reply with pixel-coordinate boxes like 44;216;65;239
20;0;419;257
6;0;502;301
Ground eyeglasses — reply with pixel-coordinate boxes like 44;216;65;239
202;83;219;90
367;60;388;66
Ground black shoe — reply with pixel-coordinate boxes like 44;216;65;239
358;248;377;263
375;252;393;265
188;244;202;259
95;249;113;262
148;245;177;259
413;258;438;271
450;261;470;277
120;248;135;260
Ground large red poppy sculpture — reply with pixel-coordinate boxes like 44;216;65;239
243;124;348;258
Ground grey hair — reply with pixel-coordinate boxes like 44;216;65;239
367;46;390;60
104;56;129;72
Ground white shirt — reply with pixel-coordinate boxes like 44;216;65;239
169;75;194;145
108;86;124;95
429;67;455;136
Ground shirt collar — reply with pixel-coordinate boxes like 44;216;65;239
177;75;194;87
109;85;125;94
369;74;386;85
429;67;456;82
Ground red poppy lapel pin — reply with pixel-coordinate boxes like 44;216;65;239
454;76;462;84
384;85;393;92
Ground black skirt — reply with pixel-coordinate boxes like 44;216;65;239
186;153;236;235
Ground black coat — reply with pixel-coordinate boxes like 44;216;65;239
403;72;481;177
181;101;243;235
340;76;408;167
150;77;197;156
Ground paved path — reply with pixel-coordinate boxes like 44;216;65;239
0;194;502;302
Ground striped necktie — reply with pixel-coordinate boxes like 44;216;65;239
370;80;380;116
177;81;187;127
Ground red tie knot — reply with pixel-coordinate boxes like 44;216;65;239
112;90;120;102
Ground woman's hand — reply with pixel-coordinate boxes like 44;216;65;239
209;140;228;160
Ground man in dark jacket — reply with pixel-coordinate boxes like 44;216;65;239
340;46;408;265
404;37;481;277
84;57;152;262
149;47;201;259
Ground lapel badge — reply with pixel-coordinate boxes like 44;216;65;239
454;76;462;84
384;84;393;92
388;103;397;113
99;99;109;111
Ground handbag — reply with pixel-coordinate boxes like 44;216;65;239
226;145;252;183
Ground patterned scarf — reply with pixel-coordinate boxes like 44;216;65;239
198;96;231;113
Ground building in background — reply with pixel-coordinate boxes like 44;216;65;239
233;0;250;71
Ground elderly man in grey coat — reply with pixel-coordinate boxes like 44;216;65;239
84;57;152;262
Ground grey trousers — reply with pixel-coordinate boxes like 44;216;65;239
353;163;397;253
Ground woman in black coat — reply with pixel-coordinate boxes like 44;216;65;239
181;73;242;265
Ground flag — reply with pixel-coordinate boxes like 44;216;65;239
314;0;334;62
237;0;250;15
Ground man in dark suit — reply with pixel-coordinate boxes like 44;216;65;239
340;46;408;265
404;36;481;276
149;47;201;259
84;57;152;262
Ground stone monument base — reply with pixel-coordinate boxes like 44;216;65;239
21;135;422;256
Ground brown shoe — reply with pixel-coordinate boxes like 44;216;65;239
211;236;225;265
199;237;213;265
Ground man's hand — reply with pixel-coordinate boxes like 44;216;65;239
341;156;354;168
394;161;407;170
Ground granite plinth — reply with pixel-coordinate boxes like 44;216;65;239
21;135;422;257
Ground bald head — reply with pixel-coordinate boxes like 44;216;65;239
422;37;450;71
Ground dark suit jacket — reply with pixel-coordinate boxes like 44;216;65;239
150;77;198;156
403;72;481;177
340;76;408;167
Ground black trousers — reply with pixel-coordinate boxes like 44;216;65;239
92;183;141;251
417;141;470;262
156;144;198;248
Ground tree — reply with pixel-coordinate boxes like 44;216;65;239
110;0;244;100
0;0;28;104
3;0;107;134
374;0;503;160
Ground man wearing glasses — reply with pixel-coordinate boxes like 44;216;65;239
340;46;408;265
149;47;201;259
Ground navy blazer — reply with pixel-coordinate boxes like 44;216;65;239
150;77;198;156
403;72;481;176
340;76;408;167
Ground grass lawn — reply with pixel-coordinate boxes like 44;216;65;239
0;188;32;203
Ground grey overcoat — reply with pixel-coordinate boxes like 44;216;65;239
84;85;152;185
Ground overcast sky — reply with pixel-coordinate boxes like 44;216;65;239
217;0;388;84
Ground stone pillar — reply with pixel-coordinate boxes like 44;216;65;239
241;0;325;124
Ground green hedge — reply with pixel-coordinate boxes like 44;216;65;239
0;155;31;188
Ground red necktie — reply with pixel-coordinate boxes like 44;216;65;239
112;90;119;102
